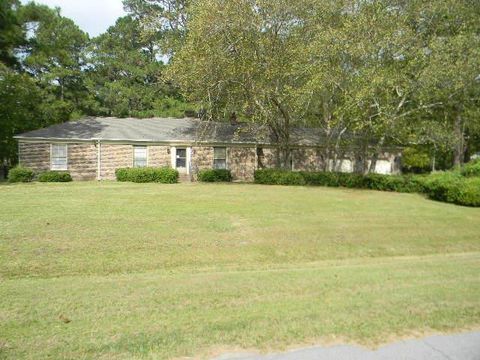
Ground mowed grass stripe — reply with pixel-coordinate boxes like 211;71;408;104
1;253;479;359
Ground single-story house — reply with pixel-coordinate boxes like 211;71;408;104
14;117;402;181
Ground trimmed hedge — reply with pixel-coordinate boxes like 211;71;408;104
254;168;305;186
254;169;480;207
255;169;424;193
421;172;480;207
198;169;232;182
461;159;480;178
8;166;35;183
38;171;73;182
116;167;179;183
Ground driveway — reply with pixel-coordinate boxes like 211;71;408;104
214;331;480;360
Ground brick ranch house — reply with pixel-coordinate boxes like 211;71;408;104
14;117;402;181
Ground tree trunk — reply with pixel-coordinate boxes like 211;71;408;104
368;136;386;174
453;113;465;167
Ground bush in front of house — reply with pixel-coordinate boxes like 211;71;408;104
453;178;480;207
115;167;179;183
7;166;35;183
254;169;305;186
38;171;73;182
198;169;232;182
422;172;480;207
461;159;480;178
362;173;426;193
255;169;424;193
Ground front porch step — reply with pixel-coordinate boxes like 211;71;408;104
178;173;191;183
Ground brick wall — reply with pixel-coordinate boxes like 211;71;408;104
100;144;132;180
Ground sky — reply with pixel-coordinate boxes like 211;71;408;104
20;0;127;37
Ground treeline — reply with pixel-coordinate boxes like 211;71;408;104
0;0;192;167
1;0;480;173
124;0;480;172
129;0;480;172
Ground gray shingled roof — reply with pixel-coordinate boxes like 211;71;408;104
15;116;369;147
14;117;264;144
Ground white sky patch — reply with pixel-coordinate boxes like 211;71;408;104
20;0;127;37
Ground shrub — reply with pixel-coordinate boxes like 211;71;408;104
254;168;479;207
255;169;422;192
362;174;425;193
461;159;480;178
300;171;340;187
8;166;35;183
198;169;232;182
38;171;73;182
254;169;305;186
115;167;178;183
422;172;480;207
453;178;480;207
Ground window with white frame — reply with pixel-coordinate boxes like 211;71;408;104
213;147;227;169
51;144;68;170
134;146;147;168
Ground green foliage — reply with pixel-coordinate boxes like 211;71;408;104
422;172;480;207
254;168;480;206
461;159;480;178
255;169;424;194
0;0;25;68
87;15;192;118
197;169;232;182
38;171;72;182
116;167;179;183
362;174;426;193
7;166;34;183
254;169;305;186
0;69;44;165
21;3;92;115
402;147;432;173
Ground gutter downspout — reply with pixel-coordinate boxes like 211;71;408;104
97;140;102;181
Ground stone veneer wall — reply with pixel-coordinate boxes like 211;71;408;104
148;146;171;167
228;147;256;182
19;142;50;174
292;148;325;172
100;144;133;180
190;146;214;180
19;142;97;180
257;147;277;169
67;143;97;180
18;141;402;181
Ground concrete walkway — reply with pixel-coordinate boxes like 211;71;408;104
214;331;480;360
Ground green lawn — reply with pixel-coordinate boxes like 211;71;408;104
1;182;479;359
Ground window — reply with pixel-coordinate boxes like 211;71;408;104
176;148;187;168
214;147;227;169
134;146;147;168
51;144;68;170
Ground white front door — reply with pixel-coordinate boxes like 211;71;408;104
175;148;187;173
172;147;191;174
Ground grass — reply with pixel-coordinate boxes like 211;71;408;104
0;182;479;359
